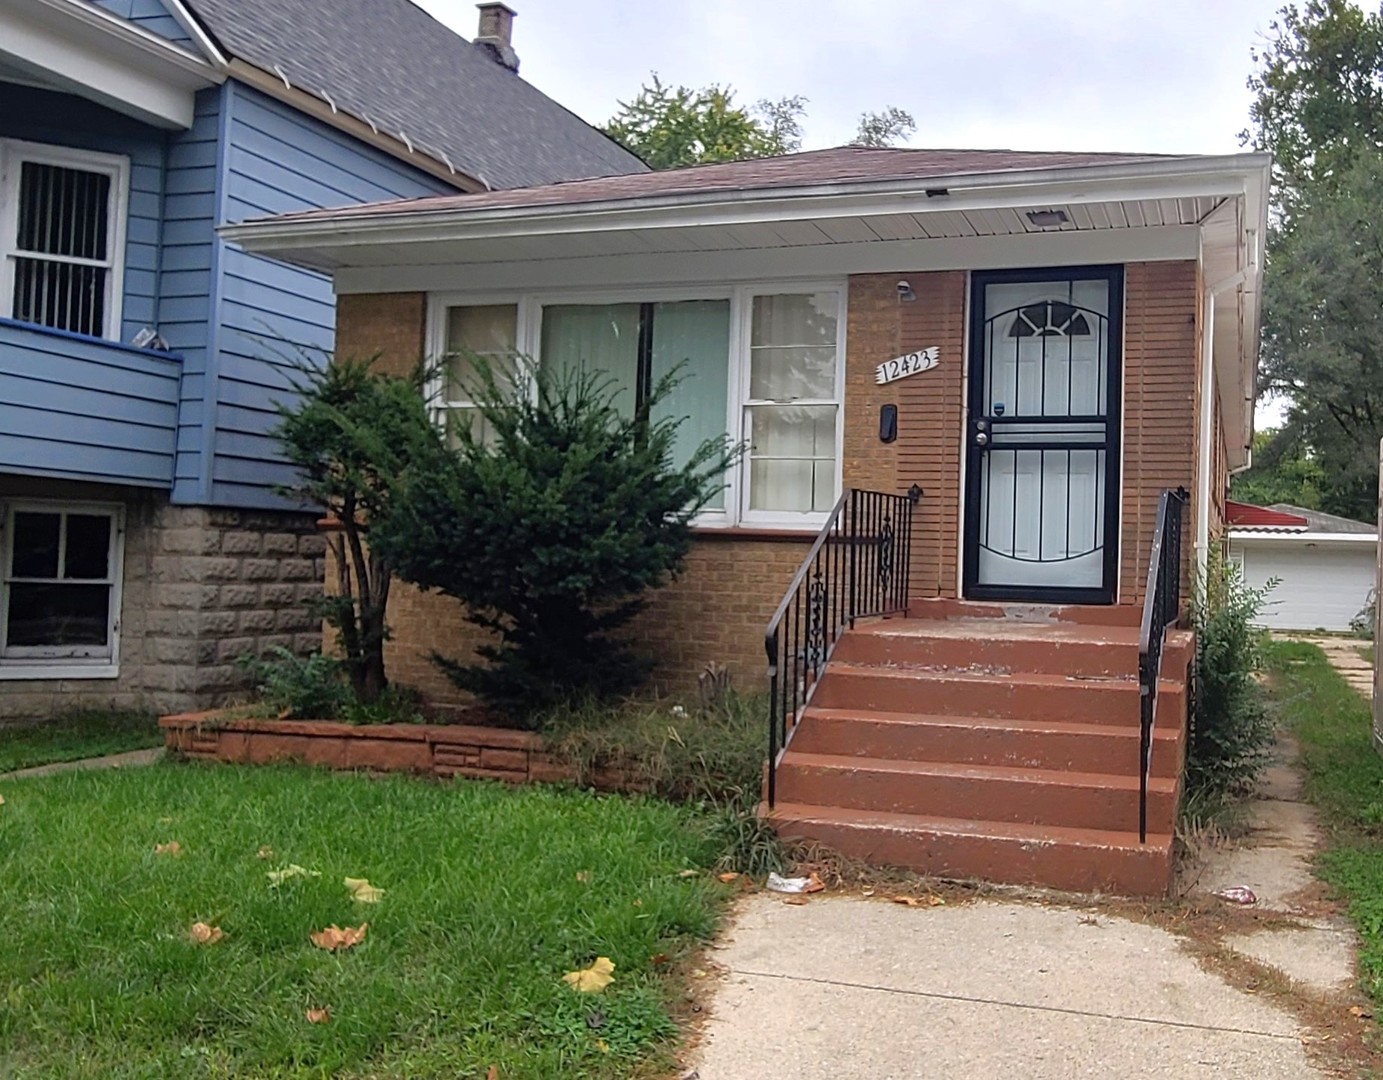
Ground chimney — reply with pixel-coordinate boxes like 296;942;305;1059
474;3;519;72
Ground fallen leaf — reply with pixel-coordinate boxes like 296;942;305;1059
268;864;320;886
595;1039;609;1053
650;952;670;967
256;845;274;860
0;794;6;806
576;870;592;884
632;898;643;907
717;872;740;883
344;877;385;904
677;869;699;879
803;872;825;894
189;922;223;945
1350;1005;1374;1019
305;1007;331;1024
562;957;615;993
783;895;810;906
487;1067;499;1080
889;893;946;908
155;841;183;856
310;923;368;951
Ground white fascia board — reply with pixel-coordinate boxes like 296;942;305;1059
2;0;223;129
331;224;1202;294
223;154;1273;256
1230;530;1376;545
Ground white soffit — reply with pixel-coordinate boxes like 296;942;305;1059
0;0;223;129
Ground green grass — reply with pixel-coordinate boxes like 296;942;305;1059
1263;639;1383;1005
0;709;162;773
0;762;728;1078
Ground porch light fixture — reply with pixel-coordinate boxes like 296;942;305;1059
1025;208;1070;228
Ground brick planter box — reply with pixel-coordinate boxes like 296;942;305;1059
160;711;624;788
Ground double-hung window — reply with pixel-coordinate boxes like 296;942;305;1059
433;284;844;529
0;141;128;340
0;503;124;675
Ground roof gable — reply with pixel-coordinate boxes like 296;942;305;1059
178;0;644;190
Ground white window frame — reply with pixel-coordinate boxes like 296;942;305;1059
0;500;124;680
426;280;848;532
0;139;130;342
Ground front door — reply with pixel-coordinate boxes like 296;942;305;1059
963;266;1123;604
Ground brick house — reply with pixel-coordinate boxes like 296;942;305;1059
228;147;1270;895
0;0;642;720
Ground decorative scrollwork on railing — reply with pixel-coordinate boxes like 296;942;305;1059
764;486;923;808
877;512;895;590
805;567;828;672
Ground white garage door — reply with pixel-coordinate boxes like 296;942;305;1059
1231;540;1377;632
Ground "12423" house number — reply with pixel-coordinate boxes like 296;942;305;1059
874;347;940;386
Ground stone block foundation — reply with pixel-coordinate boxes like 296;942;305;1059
0;475;324;721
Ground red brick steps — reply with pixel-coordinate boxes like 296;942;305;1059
770;801;1174;897
764;605;1192;897
775;752;1178;831
787;708;1182;778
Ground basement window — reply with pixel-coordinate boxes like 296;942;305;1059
0;502;123;676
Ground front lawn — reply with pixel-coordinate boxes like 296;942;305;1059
0;763;727;1078
0;709;161;773
1263;639;1383;1006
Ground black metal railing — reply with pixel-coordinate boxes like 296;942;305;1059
764;486;922;806
1137;486;1188;842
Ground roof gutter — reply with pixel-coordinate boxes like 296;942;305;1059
226;59;484;193
222;153;1273;252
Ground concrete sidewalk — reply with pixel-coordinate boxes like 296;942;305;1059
692;895;1328;1079
0;746;163;782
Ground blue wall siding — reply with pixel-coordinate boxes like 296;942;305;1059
163;86;223;505
88;0;195;47
0;83;166;346
0;319;182;487
200;82;453;509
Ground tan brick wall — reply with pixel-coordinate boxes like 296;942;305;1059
330;262;1202;705
1119;260;1198;604
893;272;968;598
337;292;427;377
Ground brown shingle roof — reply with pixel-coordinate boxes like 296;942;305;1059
252;145;1181;224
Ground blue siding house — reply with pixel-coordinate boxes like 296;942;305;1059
0;0;644;718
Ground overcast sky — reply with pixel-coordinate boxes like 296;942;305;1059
417;0;1285;155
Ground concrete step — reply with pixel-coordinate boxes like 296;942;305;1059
768;801;1174;897
788;707;1183;779
774;751;1178;834
837;620;1193;679
808;663;1187;725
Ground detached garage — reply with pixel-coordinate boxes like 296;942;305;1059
1227;502;1377;632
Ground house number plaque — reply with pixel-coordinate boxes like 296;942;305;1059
875;347;939;386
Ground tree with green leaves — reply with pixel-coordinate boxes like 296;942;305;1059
1245;0;1383;225
604;74;913;169
369;357;739;719
1229;428;1326;509
1257;148;1383;521
853;106;916;148
275;357;446;703
1244;1;1383;521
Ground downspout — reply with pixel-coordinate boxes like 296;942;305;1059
1198;266;1251;571
1195;291;1215;573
